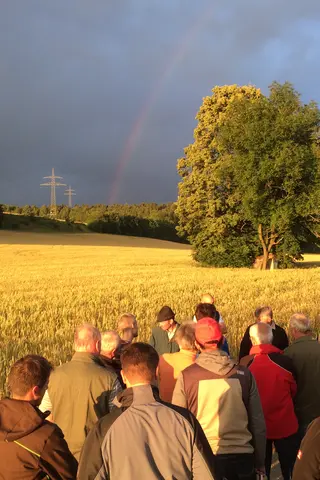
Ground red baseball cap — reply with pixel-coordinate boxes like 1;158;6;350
195;317;223;345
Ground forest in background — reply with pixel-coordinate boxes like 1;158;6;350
1;202;184;243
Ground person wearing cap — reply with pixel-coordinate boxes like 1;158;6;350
172;318;266;480
149;306;180;355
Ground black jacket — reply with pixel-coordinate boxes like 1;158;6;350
239;323;289;360
78;385;218;480
293;417;320;479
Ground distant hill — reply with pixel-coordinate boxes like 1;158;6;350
2;213;89;233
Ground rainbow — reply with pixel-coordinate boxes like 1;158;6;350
107;4;216;204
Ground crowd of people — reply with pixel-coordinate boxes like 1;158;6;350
1;295;320;480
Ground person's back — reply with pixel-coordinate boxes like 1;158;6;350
172;318;266;480
78;343;217;480
241;323;299;480
45;324;121;460
158;323;197;402
0;355;77;480
285;313;320;432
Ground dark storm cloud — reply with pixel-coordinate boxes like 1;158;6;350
1;0;320;205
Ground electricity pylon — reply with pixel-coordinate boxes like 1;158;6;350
40;168;66;218
64;186;76;208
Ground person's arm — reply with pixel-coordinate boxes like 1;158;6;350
246;373;266;471
238;326;252;360
108;378;122;412
218;313;227;334
40;427;78;480
149;328;156;348
191;414;216;479
77;420;105;480
293;419;320;480
281;328;289;350
172;372;187;408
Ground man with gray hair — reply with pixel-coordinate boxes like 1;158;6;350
285;313;320;437
118;313;138;343
241;323;299;479
40;324;121;460
99;330;124;388
158;323;197;402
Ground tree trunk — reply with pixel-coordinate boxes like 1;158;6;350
258;224;268;270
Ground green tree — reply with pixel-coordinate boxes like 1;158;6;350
177;84;262;267
177;82;320;268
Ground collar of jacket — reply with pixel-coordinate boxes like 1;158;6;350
250;344;282;355
113;384;159;409
196;349;236;375
178;349;197;357
71;352;100;363
293;335;314;344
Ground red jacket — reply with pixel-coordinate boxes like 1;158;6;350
245;344;298;439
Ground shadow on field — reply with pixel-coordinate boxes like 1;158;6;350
0;230;190;250
296;254;320;269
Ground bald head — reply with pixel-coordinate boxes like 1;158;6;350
101;331;121;359
249;323;273;346
201;293;214;305
74;324;101;354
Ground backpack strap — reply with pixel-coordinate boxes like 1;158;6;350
8;440;50;479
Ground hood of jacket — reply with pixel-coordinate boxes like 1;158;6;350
0;398;49;442
196;350;236;375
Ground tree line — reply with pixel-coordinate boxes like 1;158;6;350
1;203;184;243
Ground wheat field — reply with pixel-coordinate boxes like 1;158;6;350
0;230;320;396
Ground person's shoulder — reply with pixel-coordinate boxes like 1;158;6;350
158;399;196;427
95;407;123;437
151;325;162;334
268;352;295;372
275;323;288;334
243;324;254;334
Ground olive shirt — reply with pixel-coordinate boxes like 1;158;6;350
285;336;320;428
149;324;180;355
42;352;121;461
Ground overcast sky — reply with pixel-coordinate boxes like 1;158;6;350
1;1;320;206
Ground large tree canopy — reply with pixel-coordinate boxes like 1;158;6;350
177;82;320;268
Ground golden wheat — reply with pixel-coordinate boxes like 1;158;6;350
0;230;319;396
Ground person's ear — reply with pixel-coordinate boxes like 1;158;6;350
111;348;116;359
32;385;40;398
96;340;101;353
155;366;159;381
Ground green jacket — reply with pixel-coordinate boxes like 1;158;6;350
285;336;320;426
48;352;119;460
149;325;180;355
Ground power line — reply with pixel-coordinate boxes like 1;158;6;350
64;186;76;208
40;168;66;218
